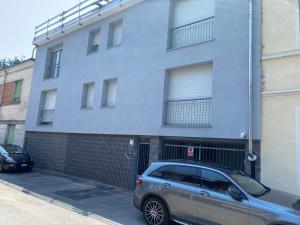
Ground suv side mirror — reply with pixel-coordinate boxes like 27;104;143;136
228;186;244;201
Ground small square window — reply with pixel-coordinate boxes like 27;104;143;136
87;29;100;54
102;79;117;107
81;83;95;109
108;20;122;47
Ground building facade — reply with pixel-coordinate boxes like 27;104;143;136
0;59;34;146
261;0;300;195
26;0;261;190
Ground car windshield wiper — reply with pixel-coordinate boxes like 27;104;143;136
253;188;269;197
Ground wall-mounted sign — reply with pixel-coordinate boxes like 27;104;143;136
187;146;194;157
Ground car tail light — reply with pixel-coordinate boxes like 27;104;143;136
136;178;143;186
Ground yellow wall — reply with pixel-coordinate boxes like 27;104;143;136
262;0;300;195
263;0;299;55
261;94;300;195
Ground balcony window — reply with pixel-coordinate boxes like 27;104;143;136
108;20;122;47
39;90;57;125
81;82;95;109
45;46;63;79
12;80;23;104
102;78;117;107
165;63;212;126
170;0;215;49
87;29;100;54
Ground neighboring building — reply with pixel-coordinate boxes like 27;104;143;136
261;0;300;195
26;0;261;190
0;59;34;146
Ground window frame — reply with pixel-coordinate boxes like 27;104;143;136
44;44;63;80
107;19;123;48
101;78;118;108
81;82;95;109
12;79;23;104
87;28;100;54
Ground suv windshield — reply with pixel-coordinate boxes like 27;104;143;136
228;170;269;197
0;145;25;154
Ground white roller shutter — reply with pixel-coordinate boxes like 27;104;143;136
106;79;117;107
85;84;95;108
112;22;122;46
173;0;215;28
168;63;212;101
44;90;57;110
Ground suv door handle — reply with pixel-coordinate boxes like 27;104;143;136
162;183;171;188
199;191;210;197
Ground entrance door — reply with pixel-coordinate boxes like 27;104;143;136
137;143;150;175
6;124;16;144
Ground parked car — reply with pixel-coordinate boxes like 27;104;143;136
0;144;34;172
134;161;300;225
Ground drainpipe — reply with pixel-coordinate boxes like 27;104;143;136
31;45;37;59
248;0;257;178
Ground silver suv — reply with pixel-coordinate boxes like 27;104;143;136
133;161;300;225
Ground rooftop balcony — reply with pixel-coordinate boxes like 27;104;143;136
33;0;144;45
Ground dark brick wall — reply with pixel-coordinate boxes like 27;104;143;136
25;132;68;172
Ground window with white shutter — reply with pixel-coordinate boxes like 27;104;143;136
87;29;100;53
108;20;122;47
165;63;212;126
170;0;215;49
81;83;95;109
102;79;117;107
39;90;57;125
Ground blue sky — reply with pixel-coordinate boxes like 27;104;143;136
0;0;78;59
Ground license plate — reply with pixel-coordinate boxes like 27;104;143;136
21;164;28;167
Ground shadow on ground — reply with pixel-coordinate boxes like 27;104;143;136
0;170;178;225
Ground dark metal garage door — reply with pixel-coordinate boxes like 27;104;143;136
161;140;246;170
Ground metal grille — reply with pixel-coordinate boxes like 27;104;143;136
161;140;246;170
170;17;215;49
137;143;150;175
165;98;212;127
39;110;55;125
46;64;60;79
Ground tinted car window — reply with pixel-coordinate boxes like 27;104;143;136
150;166;173;179
150;165;200;186
201;169;231;194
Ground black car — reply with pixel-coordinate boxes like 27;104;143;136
0;145;34;172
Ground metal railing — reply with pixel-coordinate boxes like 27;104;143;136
34;0;118;41
87;44;99;53
162;140;246;170
40;110;55;125
170;17;215;49
11;97;21;104
46;64;60;79
165;98;212;127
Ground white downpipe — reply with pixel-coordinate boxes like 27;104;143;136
248;0;257;162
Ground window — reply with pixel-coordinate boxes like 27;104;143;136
201;169;231;194
170;0;215;48
87;29;100;54
46;46;63;79
5;124;16;144
108;20;122;47
150;165;200;186
165;63;213;126
81;83;95;109
102;79;117;107
39;90;57;125
12;80;23;104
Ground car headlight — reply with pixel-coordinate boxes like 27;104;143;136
5;157;16;164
